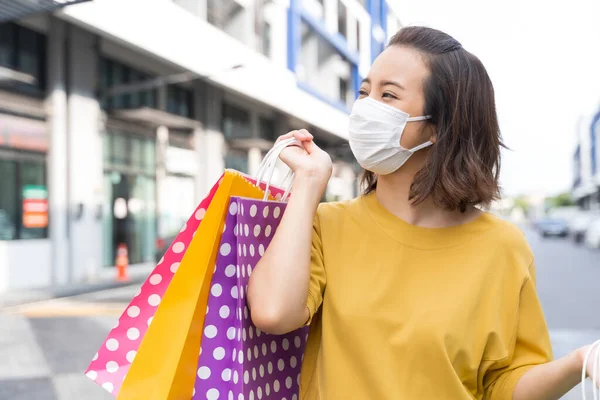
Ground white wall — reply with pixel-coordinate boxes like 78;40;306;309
0;240;52;291
262;2;288;69
59;0;350;140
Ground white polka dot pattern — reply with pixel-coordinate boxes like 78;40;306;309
193;196;307;400
85;176;224;396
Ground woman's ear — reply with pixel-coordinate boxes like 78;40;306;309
425;123;437;143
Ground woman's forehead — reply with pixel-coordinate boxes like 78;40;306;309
367;46;429;89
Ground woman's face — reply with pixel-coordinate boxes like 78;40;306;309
358;45;433;149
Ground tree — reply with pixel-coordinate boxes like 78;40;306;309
547;192;575;208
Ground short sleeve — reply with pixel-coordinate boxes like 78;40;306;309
483;262;553;400
305;209;326;325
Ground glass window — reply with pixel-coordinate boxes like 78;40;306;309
259;117;276;142
17;27;39;78
0;160;17;240
99;57;158;111
0;156;48;241
0;23;16;69
339;77;349;104
298;22;354;109
225;150;249;173
167;85;194;118
0;23;46;92
262;21;271;58
337;1;347;38
356;20;360;52
222;103;251;139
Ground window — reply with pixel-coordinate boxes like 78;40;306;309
298;21;355;109
225;149;249;173
0;156;47;241
0;23;47;93
261;21;272;58
167;85;194;118
99;57;157;111
337;1;347;38
103;131;156;175
356;20;361;52
339;77;349;104
222;103;251;139
259;117;276;142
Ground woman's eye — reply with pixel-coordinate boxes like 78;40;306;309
358;89;368;97
382;92;397;99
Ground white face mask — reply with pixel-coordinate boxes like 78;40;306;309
348;97;432;175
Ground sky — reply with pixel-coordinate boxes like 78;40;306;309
391;0;600;197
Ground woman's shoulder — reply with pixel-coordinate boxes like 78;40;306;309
478;212;535;274
316;197;363;220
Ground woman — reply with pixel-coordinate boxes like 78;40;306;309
248;26;597;399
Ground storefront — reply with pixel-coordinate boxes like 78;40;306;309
102;124;157;267
0;113;48;241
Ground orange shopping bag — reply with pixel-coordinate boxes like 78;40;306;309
117;170;286;400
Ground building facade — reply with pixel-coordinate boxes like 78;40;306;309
0;0;401;292
572;108;600;210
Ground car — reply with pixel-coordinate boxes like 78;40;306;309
535;218;569;238
584;216;600;249
569;211;600;244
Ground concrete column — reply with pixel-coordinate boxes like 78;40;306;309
47;18;69;286
66;26;103;282
339;162;357;200
248;147;262;177
195;84;225;199
156;126;169;238
158;85;168;112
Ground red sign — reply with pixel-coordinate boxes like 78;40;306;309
22;199;48;228
0;114;48;152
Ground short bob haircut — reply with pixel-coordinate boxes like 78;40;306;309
362;26;504;212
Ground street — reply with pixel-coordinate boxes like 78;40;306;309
0;227;598;400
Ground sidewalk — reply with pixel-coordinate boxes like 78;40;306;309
0;266;153;309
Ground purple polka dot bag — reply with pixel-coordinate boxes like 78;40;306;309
193;196;308;400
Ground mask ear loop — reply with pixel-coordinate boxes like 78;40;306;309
582;339;600;400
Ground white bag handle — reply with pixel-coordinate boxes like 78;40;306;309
582;339;600;400
254;138;301;202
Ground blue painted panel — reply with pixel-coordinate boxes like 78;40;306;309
381;0;388;43
299;8;360;65
351;64;361;101
591;111;600;176
287;0;301;72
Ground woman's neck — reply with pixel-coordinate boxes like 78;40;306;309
374;165;482;229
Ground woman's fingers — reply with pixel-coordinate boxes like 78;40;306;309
276;130;313;144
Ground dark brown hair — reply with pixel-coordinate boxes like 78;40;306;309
362;26;504;212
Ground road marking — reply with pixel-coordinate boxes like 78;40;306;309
1;283;140;317
4;298;129;317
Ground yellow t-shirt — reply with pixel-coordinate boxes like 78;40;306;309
299;193;553;400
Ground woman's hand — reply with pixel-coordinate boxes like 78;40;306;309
276;129;332;187
578;343;600;388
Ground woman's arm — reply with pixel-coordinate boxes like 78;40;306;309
513;347;587;400
247;130;332;335
513;345;600;399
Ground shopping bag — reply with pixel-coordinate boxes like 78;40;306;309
85;177;222;396
118;170;288;400
193;196;308;400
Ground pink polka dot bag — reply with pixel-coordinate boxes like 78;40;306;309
84;177;223;396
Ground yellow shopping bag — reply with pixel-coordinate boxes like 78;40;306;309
118;170;273;400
